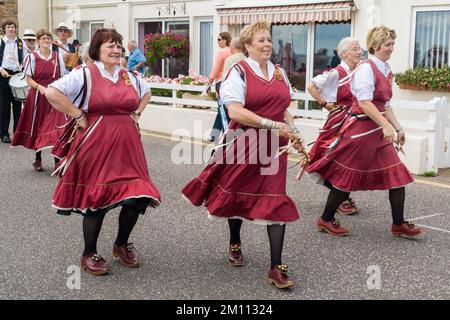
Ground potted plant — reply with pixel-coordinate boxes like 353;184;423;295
395;65;450;92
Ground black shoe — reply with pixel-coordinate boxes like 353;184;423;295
1;136;11;143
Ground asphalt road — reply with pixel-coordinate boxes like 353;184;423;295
0;132;449;300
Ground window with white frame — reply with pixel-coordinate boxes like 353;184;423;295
414;10;449;68
75;21;104;44
199;21;213;77
271;23;350;90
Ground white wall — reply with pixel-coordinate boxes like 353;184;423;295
50;0;215;75
353;0;450;102
139;104;431;174
17;0;49;34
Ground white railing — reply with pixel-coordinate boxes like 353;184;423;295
436;97;450;169
397;96;450;172
147;83;450;171
148;83;217;109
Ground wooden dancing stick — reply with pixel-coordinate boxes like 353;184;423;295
276;137;311;181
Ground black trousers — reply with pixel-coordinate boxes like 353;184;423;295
0;72;22;138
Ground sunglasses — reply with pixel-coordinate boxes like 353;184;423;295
25;39;36;42
57;29;69;33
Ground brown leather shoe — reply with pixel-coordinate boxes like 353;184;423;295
80;252;109;276
336;198;359;215
392;221;423;238
112;243;140;268
228;243;244;267
32;160;43;172
268;264;294;289
317;217;349;236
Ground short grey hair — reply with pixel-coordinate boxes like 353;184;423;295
230;37;241;50
129;40;137;47
82;42;91;63
337;37;359;58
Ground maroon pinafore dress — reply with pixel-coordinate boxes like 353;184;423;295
182;61;299;223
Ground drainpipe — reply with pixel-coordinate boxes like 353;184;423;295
48;0;53;31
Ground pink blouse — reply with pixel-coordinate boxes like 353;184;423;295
209;46;232;81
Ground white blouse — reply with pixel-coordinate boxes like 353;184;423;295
48;61;150;112
351;56;392;107
311;61;351;103
24;50;65;79
220;57;293;107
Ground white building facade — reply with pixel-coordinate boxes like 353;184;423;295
17;0;449;101
15;0;450;173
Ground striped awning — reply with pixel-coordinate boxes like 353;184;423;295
217;1;355;25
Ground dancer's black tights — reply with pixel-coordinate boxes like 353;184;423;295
321;182;350;222
34;151;60;164
228;219;243;244
115;205;140;246
267;224;286;267
228;219;286;267
389;187;405;225
82;213;106;256
82;206;140;256
321;181;406;226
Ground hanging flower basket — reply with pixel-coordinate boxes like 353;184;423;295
143;31;189;65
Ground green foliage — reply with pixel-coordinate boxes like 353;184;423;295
395;65;450;92
151;88;172;97
421;171;438;177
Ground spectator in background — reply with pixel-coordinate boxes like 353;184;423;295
120;46;128;68
208;37;247;141
80;42;93;65
221;37;246;81
22;29;37;56
72;39;81;52
127;40;146;74
330;49;341;68
208;32;232;142
52;22;78;73
121;56;129;69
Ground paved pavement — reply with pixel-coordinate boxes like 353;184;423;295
0;132;449;300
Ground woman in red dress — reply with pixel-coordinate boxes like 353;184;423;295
182;21;301;289
46;29;161;275
307;26;422;238
12;29;66;171
306;37;362;215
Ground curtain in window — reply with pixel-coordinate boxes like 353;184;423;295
199;21;213;77
415;10;450;68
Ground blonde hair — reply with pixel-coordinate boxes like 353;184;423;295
366;26;396;55
239;20;271;57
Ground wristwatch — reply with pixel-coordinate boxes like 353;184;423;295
319;101;328;109
133;110;142;116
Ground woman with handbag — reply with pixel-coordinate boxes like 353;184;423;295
46;28;161;276
12;29;66;172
